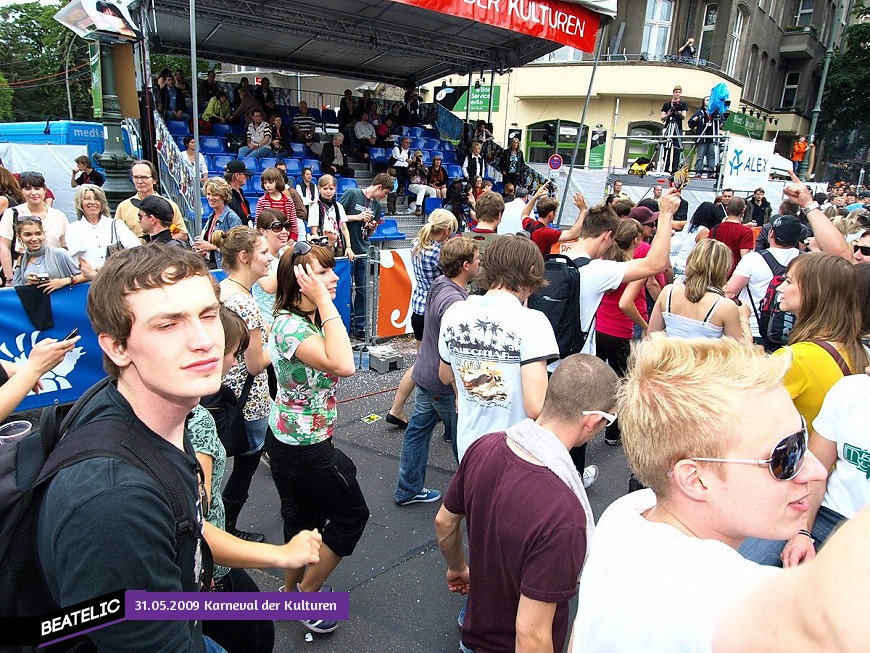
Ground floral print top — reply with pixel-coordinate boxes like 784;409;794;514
223;291;271;421
268;311;339;446
187;405;229;582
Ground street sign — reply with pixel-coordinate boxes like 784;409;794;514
548;168;559;180
548;153;563;170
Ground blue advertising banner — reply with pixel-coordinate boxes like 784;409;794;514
0;262;352;413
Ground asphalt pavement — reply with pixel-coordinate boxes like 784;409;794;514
232;336;634;653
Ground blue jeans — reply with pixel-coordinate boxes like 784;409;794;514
245;416;268;454
238;145;272;158
351;256;368;336
738;505;846;567
394;386;457;503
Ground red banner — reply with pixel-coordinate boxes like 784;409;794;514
391;0;599;52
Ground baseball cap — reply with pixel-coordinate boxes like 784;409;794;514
225;160;254;176
132;195;174;224
770;214;803;247
859;191;870;199
627;206;656;225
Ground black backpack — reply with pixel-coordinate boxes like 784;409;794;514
528;255;591;359
0;378;208;651
750;250;797;352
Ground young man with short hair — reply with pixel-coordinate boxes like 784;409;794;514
340;173;390;338
711;195;753;274
520;184;587;256
136;195;188;247
438;235;559;461
436;354;619;653
70;155;104;187
395;238;480;503
570;335;870;652
36;246;321;650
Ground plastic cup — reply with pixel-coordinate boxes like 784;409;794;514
0;420;31;445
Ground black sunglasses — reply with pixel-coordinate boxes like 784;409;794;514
690;417;808;481
854;244;870;256
269;221;292;233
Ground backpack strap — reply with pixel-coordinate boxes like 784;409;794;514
809;339;854;377
570;256;594;351
759;249;787;276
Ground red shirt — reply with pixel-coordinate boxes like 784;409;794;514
522;217;561;257
711;221;754;275
255;193;299;241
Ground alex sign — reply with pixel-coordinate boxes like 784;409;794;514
721;135;775;191
391;0;599;52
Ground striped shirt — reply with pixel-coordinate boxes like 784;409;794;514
410;240;445;315
255;193;300;242
293;113;316;135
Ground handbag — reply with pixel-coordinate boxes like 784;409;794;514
105;219;124;259
199;373;255;457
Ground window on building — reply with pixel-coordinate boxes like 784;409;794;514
642;0;674;58
698;3;717;63
754;52;768;104
794;0;813;26
781;71;800;107
534;46;584;63
725;9;745;77
525;121;587;166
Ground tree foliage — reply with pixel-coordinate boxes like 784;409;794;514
0;72;13;121
817;22;870;156
0;1;93;122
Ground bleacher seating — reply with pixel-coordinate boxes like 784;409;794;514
249;174;263;193
441;141;455;151
322;109;339;129
425;138;441;150
212;155;234;173
421;151;432;164
239;156;260;172
369;148;389;165
289;143;308;158
441;151;457;164
369;218;406;243
447;164;463;179
259;157;279;170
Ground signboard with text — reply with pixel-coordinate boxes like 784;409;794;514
721;135;775;191
723;113;766;140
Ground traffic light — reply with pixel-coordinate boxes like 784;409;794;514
543;122;556;147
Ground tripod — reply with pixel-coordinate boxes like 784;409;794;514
658;119;684;174
695;114;722;178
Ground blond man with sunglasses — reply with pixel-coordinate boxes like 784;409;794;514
571;334;870;653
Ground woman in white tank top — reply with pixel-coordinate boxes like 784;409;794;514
650;238;751;340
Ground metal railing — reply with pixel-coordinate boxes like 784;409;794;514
151;111;200;234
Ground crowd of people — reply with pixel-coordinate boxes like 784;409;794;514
4;121;870;653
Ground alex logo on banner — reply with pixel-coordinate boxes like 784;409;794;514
390;0;599;52
721;135;775;191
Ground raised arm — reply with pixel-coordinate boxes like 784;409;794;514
623;189;678;282
782;173;852;262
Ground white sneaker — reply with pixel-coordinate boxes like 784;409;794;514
582;464;599;489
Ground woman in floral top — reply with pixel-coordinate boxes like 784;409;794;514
267;241;369;635
215;226;272;543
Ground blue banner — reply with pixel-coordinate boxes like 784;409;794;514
0;262;352;412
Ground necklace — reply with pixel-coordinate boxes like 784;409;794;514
226;277;250;294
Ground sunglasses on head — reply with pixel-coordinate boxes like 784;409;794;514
269;221;292;233
689;417;808;481
854;244;870;256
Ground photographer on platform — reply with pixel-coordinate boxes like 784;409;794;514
660;86;688;173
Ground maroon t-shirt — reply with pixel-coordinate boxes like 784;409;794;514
444;432;586;652
522;217;561;256
711;220;754;274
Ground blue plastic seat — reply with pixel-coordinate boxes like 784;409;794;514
441;151;457;164
369;148;389;164
212;155;234;173
210;123;234;137
369;218;406;243
447;164;463;180
337;178;359;196
421;151;432;164
200;137;227;155
284;159;302;176
248;174;263;193
286;176;296;188
259;157;279;171
302;159;321;175
408;127;424;138
441;141;455;151
307;108;322;122
289;143;308;158
201;196;211;216
425;138;441;150
166;120;189;137
239;156;260;172
322;109;338;127
423;197;443;216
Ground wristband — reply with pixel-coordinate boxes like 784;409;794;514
797;529;815;543
802;202;820;213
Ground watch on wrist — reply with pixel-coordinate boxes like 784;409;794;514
803;202;820;213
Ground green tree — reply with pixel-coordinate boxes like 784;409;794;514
0;72;13;120
0;1;93;122
817;22;870;156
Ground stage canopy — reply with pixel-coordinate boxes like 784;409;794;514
149;0;614;88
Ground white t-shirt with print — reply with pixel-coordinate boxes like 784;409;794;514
438;292;558;461
813;374;870;520
572;489;778;653
731;247;800;338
